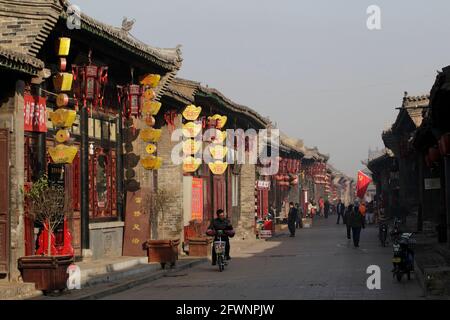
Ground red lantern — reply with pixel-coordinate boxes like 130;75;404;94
117;84;144;119
438;133;450;156
72;62;108;111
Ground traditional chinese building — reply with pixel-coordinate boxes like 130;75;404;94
382;93;428;221
0;0;182;282
366;149;396;217
154;78;274;251
413;68;450;243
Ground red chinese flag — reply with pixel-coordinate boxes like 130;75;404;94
356;171;372;199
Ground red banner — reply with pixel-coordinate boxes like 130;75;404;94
24;94;47;132
191;177;203;221
356;171;372;199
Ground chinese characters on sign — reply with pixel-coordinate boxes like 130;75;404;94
191;178;203;221
123;190;150;256
24;94;47;132
257;180;270;190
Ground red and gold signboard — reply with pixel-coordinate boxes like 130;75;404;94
123;190;150;257
24;94;47;132
191;178;203;221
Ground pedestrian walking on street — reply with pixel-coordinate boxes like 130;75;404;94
344;204;353;240
287;202;298;237
336;199;345;224
324;199;330;219
349;204;366;248
319;197;325;217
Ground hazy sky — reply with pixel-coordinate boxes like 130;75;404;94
74;0;450;177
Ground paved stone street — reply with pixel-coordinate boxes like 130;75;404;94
103;217;424;300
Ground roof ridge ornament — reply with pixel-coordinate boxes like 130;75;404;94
121;17;136;33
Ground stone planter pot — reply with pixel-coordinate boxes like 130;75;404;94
18;255;74;294
145;239;180;269
187;237;212;257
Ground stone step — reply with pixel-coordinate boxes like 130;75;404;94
76;257;155;287
81;263;163;288
0;282;42;300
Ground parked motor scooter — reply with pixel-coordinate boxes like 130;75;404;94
392;232;416;282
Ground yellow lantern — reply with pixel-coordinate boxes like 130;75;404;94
143;88;156;101
145;144;157;154
205;129;227;144
208;161;228;175
182;122;202;138
48;144;78;164
212;131;227;144
49;109;76;128
53;72;73;92
57;37;71;56
209;145;228;159
182;139;202;155
139;74;161;88
56;129;70;143
182;105;202;121
139;128;162;142
208;114;227;129
140;156;163;170
183;157;202;173
142;101;162;116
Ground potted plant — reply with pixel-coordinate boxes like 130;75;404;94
144;187;180;269
184;220;212;257
18;175;73;294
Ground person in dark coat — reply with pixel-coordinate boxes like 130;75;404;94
344;204;353;240
336;199;345;224
207;209;234;265
324;199;330;219
348;204;365;248
287;202;298;237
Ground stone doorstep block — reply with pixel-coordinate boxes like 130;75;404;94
423;267;450;296
79;257;148;285
81;264;162;287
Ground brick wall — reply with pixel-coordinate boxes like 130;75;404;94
0;0;61;56
236;162;256;240
155;115;184;240
0;80;25;281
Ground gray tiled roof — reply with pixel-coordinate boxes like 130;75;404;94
0;45;44;75
196;85;271;128
0;0;182;71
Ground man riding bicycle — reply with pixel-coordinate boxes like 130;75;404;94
206;209;234;265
